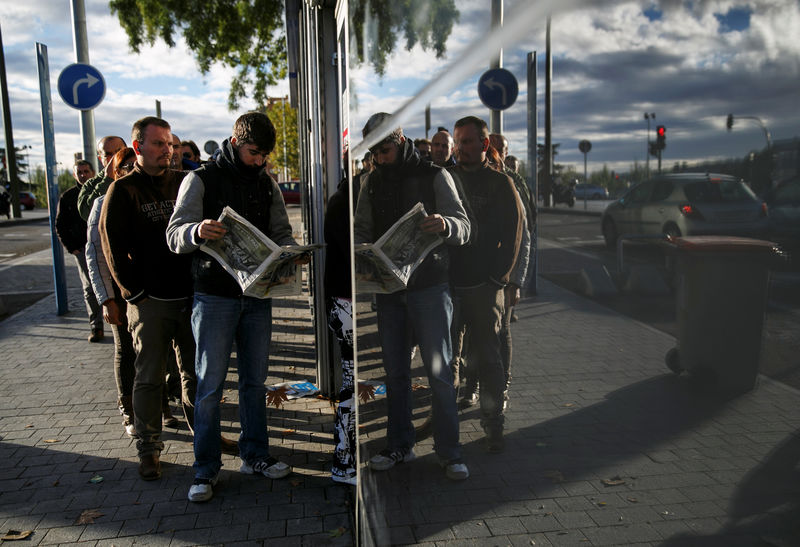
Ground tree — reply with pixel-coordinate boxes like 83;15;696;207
264;98;299;180
111;0;460;110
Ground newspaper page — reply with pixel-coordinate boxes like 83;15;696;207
355;202;443;294
199;206;320;298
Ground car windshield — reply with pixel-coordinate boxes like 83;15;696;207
683;180;756;203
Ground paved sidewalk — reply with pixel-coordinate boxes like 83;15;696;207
0;262;354;545
357;279;800;546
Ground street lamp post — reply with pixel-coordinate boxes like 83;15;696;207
727;113;773;190
644;112;655;179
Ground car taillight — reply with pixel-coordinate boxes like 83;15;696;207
760;202;768;217
679;203;704;220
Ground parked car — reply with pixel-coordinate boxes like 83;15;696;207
19;191;36;210
573;183;609;200
601;173;768;248
279;181;301;205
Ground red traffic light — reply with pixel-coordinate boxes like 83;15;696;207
656;125;666;137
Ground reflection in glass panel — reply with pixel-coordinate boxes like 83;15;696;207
345;1;800;545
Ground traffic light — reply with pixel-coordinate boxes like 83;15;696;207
726;113;734;131
656;125;666;150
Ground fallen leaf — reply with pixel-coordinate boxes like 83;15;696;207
266;386;290;409
535;442;549;448
25;424;34;429
358;383;376;403
52;481;59;487
2;530;34;541
329;526;347;538
601;476;626;487
43;439;60;443
75;509;104;525
627;497;638;503
88;475;104;484
220;396;227;403
563;403;575;407
290;479;303;487
543;470;564;483
597;501;607;507
281;429;296;435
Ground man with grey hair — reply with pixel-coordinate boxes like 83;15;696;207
354;112;471;481
431;130;456;167
77;135;126;220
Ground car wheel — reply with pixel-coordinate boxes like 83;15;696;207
663;223;681;240
602;217;617;249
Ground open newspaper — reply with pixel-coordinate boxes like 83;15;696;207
200;206;320;298
355;202;443;294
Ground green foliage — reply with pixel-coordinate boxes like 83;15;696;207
110;1;460;110
109;0;287;110
350;0;459;76
264;99;299;180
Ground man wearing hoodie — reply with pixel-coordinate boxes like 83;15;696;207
167;112;298;502
99;117;197;481
354;112;471;481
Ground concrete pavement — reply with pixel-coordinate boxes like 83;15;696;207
1;248;799;545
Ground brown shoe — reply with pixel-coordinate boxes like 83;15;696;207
88;329;104;343
162;402;180;428
138;453;161;480
220;435;239;456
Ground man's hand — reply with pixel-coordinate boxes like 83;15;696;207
504;284;520;309
197;219;227;240
102;299;123;325
419;214;447;234
72;250;82;256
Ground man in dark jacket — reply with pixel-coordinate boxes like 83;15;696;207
167;112;298;502
354;112;471;481
56;159;103;342
450;116;523;453
77;135;126;220
99;117;197;481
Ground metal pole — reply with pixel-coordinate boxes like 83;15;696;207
490;0;503;133
70;0;97;174
527;51;537;295
36;42;69;315
0;22;21;218
155;100;161;119
645;114;650;179
583;151;588;210
544;16;552;207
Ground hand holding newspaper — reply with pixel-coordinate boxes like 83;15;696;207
200;206;320;298
355;202;443;294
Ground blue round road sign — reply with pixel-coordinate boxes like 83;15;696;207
57;63;106;111
478;68;519;111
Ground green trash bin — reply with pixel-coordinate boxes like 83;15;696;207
665;236;779;393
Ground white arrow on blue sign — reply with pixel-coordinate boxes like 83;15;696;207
478;68;519;111
57;63;106;111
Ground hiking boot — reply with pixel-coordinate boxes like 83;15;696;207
240;457;291;479
441;458;469;481
188;476;218;502
88;328;104;343
138;453;161;480
162;402;179;428
369;448;416;471
485;428;505;453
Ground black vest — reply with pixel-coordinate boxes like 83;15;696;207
191;164;274;297
368;161;449;290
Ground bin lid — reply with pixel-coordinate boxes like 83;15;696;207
671;236;779;254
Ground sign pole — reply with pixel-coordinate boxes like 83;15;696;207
36;43;69;315
70;0;97;172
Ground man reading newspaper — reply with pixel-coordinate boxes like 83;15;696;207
167;112;307;502
353;112;471;481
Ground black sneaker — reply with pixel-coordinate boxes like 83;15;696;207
486;429;505;453
369;448;416;471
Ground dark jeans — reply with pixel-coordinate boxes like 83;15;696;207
453;284;505;432
110;299;136;400
73;252;102;330
127;297;196;457
499;302;514;389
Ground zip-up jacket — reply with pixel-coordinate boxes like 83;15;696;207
99;164;191;303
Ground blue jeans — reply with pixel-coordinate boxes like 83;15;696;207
191;293;273;479
376;283;461;461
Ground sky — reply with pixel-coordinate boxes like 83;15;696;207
2;0;799;178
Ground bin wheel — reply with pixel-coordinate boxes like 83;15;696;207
665;348;683;374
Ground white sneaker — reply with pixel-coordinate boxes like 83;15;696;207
188;476;218;502
240;457;291;479
369;448;416;471
332;473;357;486
124;422;136;437
443;460;469;481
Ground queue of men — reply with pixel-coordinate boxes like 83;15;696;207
60;108;532;499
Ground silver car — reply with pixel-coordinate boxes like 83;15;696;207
601;173;768;248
